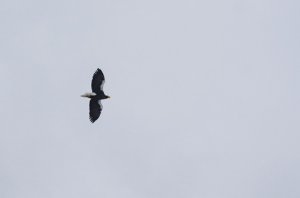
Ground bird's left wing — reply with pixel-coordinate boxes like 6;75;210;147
91;68;105;94
89;98;102;123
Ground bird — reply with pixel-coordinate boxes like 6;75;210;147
81;68;110;123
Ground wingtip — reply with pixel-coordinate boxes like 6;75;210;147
93;68;102;76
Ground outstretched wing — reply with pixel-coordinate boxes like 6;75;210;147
89;98;102;123
91;68;105;94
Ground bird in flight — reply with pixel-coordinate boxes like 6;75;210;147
81;68;110;123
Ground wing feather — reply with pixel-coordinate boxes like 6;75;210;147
89;98;102;123
91;68;105;94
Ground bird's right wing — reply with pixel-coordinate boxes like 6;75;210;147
91;68;105;94
89;98;102;123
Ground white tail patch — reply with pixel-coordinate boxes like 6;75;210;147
81;92;96;97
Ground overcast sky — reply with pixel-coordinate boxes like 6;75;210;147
1;0;299;197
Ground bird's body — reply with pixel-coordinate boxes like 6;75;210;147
81;68;110;123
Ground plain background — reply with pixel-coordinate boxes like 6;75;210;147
0;0;299;197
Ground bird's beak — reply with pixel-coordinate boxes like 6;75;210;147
107;96;111;98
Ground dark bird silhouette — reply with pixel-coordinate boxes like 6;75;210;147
81;68;110;123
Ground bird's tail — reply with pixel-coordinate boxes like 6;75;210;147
81;92;96;98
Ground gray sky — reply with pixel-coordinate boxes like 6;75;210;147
1;0;299;197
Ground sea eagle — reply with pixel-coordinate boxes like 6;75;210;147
81;68;110;123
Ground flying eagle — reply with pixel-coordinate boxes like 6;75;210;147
81;68;110;123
